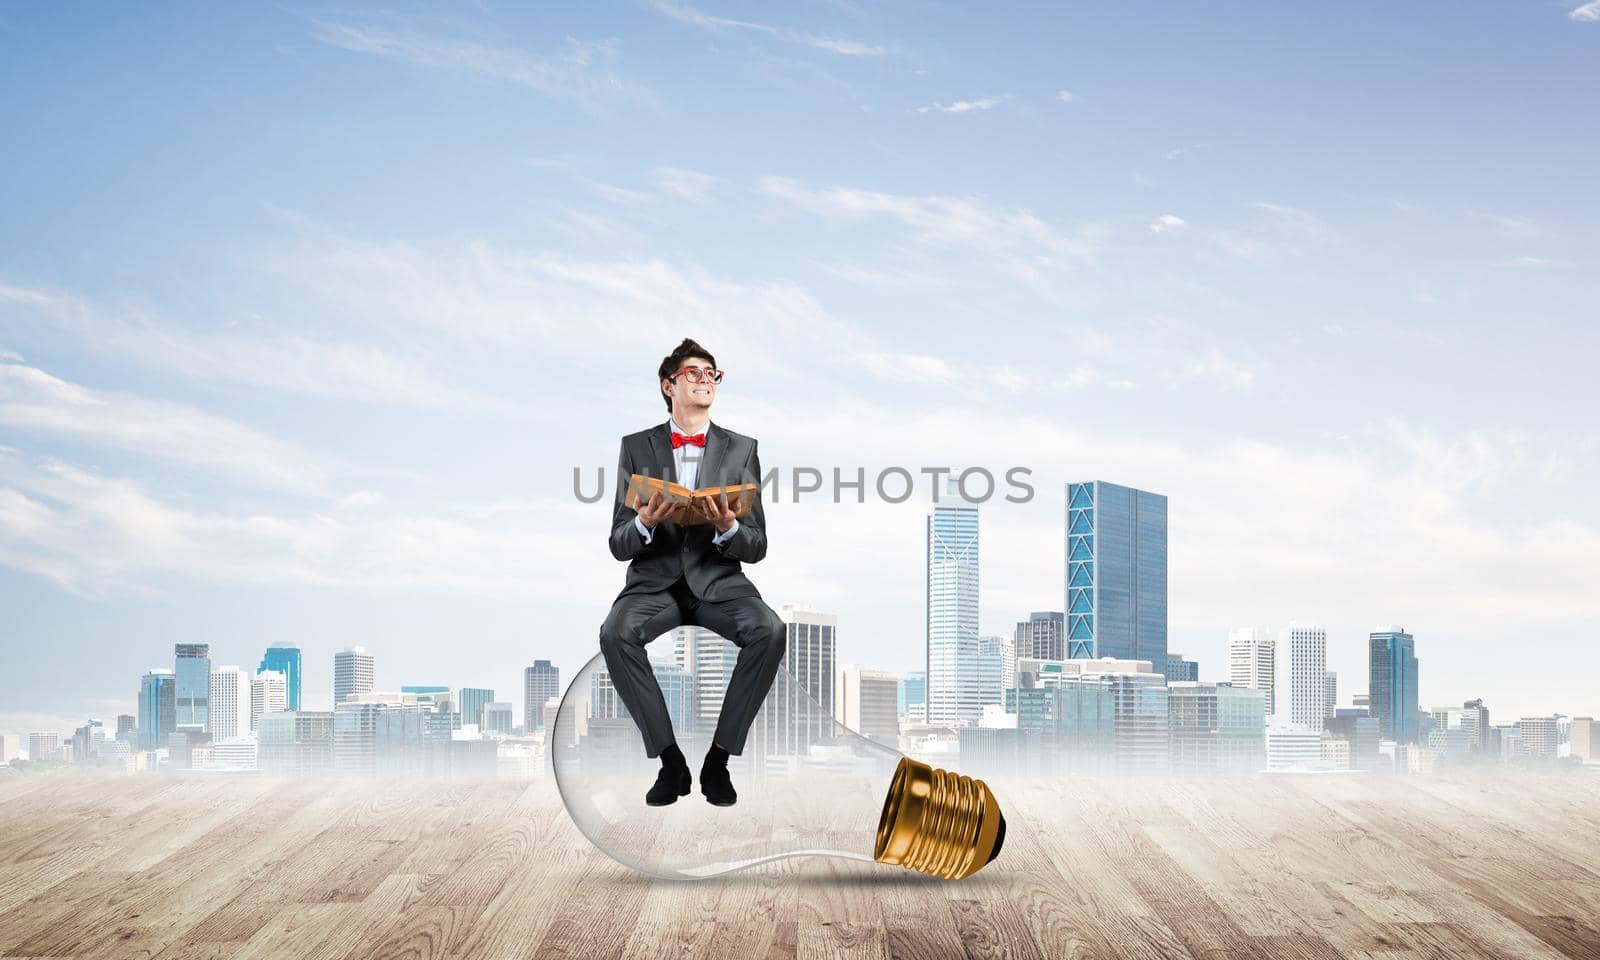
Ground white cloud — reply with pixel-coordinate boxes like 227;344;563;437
915;96;1005;114
1056;90;1076;104
1150;213;1188;234
1183;349;1254;391
758;176;1097;265
336;490;385;511
651;166;719;201
1570;1;1600;21
648;0;887;56
1208;201;1336;263
308;19;653;107
0;282;486;409
1496;256;1563;268
0;361;328;495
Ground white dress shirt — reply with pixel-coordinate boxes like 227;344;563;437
634;418;741;546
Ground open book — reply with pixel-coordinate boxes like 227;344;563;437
625;474;759;526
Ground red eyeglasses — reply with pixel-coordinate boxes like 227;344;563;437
668;366;725;384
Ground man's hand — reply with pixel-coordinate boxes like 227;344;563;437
695;491;738;533
636;490;675;530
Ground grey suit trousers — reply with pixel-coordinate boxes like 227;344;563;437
599;575;786;758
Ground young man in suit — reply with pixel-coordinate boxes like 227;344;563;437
599;338;786;807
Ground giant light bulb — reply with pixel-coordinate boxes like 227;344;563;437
549;652;1006;880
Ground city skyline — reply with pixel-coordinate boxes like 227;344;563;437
3;3;1598;737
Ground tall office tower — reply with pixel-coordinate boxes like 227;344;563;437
1164;654;1200;683
115;714;137;743
173;643;212;733
1517;716;1559;759
1274;622;1327;732
457;687;494;729
138;669;175;750
835;665;900;746
899;671;927;719
1325;671;1338;718
484;702;514;736
1461;698;1491;754
257;711;335;775
334;693;437;775
251;670;287;731
927;491;981;725
672;626;739;742
208;666;250;742
27;733;60;763
1014;612;1065;662
1063;481;1168;663
1368;627;1419;743
334;646;375;705
71;719;105;762
753;604;838;757
1168;682;1268;774
1569;717;1598;763
258;646;303;711
975;635;1013;711
1228;627;1276;714
524;660;560;731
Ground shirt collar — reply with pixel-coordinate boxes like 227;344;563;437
667;418;710;439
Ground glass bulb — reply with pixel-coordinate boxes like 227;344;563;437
550;652;1006;880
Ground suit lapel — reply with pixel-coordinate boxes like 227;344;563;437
647;423;677;485
696;423;725;489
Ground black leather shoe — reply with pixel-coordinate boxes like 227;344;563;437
646;766;692;806
699;762;737;806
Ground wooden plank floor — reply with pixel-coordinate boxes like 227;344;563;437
1;773;1598;959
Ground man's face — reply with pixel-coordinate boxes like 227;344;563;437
663;355;718;416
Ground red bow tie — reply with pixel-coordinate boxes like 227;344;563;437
670;431;706;449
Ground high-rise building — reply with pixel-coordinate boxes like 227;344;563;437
586;662;693;742
257;711;334;775
458;687;495;729
673;626;739;742
334;646;375;705
174;643;211;733
976;635;1013;711
1461;699;1491;755
1274;622;1327;732
1063;481;1168;663
753;604;838;757
1014;611;1064;661
1570;717;1598;763
114;714;137;743
27;733;60;763
138;669;175;751
927;490;981;726
834;665;899;746
898;671;926;719
1368;627;1419;744
71;719;105;763
258;646;303;711
1326;708;1382;771
1168;682;1267;774
1325;671;1337;718
1228;627;1276;714
1517;716;1559;759
1164;654;1199;683
524;660;560;731
484;702;514;736
334;693;439;775
251;670;287;732
208;666;250;742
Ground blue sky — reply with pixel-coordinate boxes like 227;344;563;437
2;1;1598;739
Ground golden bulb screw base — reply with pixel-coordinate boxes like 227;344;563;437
873;757;1006;880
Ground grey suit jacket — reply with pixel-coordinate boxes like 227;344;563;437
608;422;769;602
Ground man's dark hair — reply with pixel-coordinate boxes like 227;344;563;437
657;338;716;411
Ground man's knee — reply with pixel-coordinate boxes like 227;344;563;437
598;614;635;656
757;608;786;658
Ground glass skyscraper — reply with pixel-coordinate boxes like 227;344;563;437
1064;481;1168;664
173;643;211;733
926;494;981;726
259;645;302;711
523;660;560;731
138;669;175;751
1369;627;1420;744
